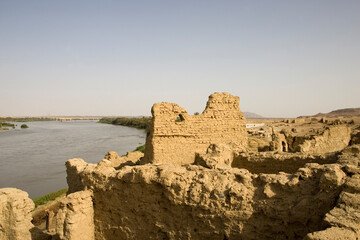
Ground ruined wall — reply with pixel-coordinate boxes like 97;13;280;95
0;188;34;240
270;132;288;152
305;164;360;239
66;152;145;195
143;92;248;165
56;190;95;240
55;93;359;240
269;125;351;154
104;151;143;169
66;158;88;194
232;152;338;174
63;156;360;240
296;125;351;154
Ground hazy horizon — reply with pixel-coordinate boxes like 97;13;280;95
1;106;360;119
1;1;359;118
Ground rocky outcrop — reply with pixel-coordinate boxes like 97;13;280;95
56;190;94;240
0;188;34;240
143;92;248;165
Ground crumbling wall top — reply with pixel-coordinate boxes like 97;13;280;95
204;92;240;112
143;92;248;165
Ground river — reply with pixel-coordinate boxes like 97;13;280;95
0;120;146;198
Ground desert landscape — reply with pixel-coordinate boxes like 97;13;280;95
1;1;359;239
1;92;359;240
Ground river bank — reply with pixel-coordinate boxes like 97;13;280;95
0;116;102;122
0;120;146;198
98;117;151;131
0;122;15;130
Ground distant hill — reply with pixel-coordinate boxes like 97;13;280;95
307;108;360;118
243;112;264;119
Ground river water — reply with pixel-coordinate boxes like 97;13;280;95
0;120;146;198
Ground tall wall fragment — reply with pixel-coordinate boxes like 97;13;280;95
56;190;95;240
0;188;34;240
143;92;248;165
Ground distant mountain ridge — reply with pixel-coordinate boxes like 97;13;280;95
243;112;264;119
303;108;360;118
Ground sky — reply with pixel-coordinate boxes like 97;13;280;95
0;1;359;118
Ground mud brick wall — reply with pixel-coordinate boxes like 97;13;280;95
143;92;248;165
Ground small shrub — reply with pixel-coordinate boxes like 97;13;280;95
175;114;185;122
98;117;151;134
134;144;145;153
21;124;29;129
1;122;15;128
33;188;68;208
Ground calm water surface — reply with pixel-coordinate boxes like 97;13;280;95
0;120;146;198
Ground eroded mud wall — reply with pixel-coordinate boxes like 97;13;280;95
0;188;34;240
297;125;351;154
65;158;357;240
56;190;95;240
143;93;248;165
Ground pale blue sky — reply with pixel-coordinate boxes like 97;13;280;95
1;1;359;117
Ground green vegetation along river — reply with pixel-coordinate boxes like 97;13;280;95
98;117;151;131
0;120;146;198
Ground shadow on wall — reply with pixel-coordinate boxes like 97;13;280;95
231;153;339;174
240;173;340;239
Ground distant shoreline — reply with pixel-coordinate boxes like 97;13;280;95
0;116;102;122
98;117;151;131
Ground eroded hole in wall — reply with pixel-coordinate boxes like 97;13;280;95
175;114;185;122
282;142;287;152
